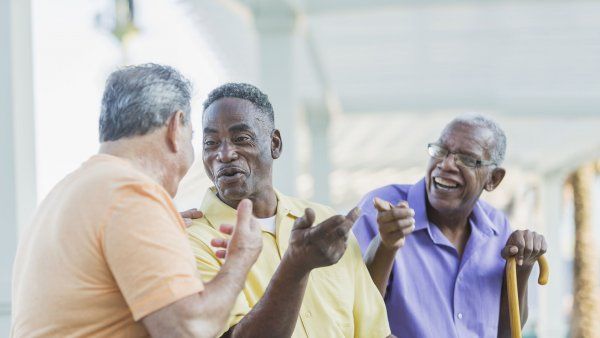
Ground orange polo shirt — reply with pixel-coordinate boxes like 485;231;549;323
11;154;204;338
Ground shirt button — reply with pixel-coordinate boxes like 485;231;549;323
305;312;312;319
457;313;463;319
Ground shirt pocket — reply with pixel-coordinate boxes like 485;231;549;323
310;267;355;335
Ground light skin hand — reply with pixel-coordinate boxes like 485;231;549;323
221;200;263;263
210;224;234;259
214;207;360;267
142;200;262;338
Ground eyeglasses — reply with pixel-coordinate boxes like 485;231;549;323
427;143;496;168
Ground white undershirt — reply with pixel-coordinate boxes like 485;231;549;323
256;216;277;234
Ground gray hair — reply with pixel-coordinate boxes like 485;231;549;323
448;114;507;165
203;83;274;127
99;63;193;142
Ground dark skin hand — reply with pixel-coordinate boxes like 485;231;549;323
221;207;360;338
180;208;203;227
497;229;547;338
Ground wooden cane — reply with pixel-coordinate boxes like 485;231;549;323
506;255;549;338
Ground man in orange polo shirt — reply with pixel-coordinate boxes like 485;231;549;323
11;64;262;338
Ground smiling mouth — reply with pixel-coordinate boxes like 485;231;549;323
433;177;461;191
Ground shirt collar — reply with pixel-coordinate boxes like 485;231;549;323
470;201;499;236
407;178;429;232
273;189;304;219
200;187;302;231
407;178;498;237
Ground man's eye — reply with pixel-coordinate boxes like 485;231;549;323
459;155;478;166
204;140;216;146
234;136;250;142
434;150;446;157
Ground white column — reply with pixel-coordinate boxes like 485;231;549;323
255;4;298;196
537;173;567;337
305;99;331;205
0;0;36;335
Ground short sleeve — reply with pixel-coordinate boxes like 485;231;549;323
348;236;391;338
103;184;204;321
187;226;251;333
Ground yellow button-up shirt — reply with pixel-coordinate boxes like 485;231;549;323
187;188;390;338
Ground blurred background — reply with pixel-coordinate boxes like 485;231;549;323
2;0;600;336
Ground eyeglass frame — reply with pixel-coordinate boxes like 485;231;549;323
427;143;497;168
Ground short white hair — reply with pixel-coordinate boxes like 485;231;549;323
447;114;507;165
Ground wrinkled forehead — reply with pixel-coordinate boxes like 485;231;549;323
438;122;495;157
203;97;267;133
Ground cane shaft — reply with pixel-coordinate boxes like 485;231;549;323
506;255;549;338
506;257;521;338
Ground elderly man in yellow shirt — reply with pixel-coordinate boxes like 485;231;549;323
187;83;391;338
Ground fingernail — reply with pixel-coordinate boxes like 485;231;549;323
240;199;251;211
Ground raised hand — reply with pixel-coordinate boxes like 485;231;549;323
373;197;415;250
213;199;263;263
286;207;360;273
501;229;547;268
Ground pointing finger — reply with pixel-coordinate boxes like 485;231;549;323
374;197;392;211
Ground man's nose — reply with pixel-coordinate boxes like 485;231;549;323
438;153;459;171
216;141;238;163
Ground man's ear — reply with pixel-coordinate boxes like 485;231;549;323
485;167;506;191
271;129;282;159
166;111;185;153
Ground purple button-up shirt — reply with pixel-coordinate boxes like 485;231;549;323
352;179;512;338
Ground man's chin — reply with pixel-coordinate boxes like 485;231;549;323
216;186;249;202
428;196;461;215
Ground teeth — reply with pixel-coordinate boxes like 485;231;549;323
434;177;458;188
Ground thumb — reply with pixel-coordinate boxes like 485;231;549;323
235;199;254;233
501;245;519;259
373;197;392;212
293;208;316;230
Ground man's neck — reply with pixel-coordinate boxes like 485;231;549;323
99;138;174;196
427;204;472;256
250;188;278;218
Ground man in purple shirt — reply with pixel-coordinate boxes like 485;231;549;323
352;115;547;338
